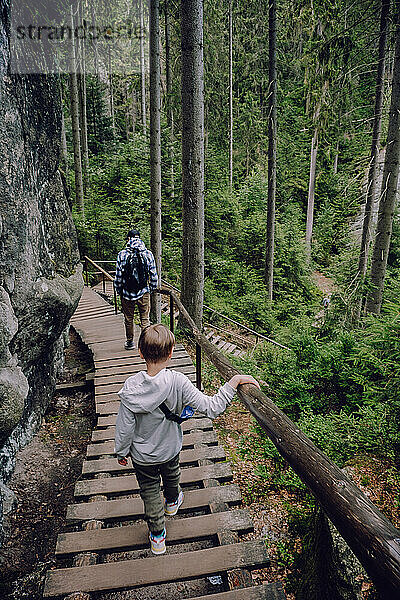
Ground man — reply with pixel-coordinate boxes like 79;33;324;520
114;229;159;349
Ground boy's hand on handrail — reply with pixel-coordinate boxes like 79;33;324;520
228;374;260;390
117;456;128;466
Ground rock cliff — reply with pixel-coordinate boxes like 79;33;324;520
0;5;83;537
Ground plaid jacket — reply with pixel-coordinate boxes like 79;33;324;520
114;237;158;300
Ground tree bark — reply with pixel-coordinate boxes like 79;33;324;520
150;0;162;324
140;0;147;136
164;0;175;200
366;2;400;315
229;0;233;191
69;6;85;218
357;0;390;315
108;48;116;138
180;0;205;329
265;0;277;300
305;127;318;261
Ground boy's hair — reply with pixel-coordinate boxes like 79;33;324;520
138;324;175;363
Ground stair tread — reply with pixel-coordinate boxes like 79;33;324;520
43;540;270;597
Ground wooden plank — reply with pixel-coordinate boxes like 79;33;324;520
94;351;189;376
56;509;252;556
82;446;226;475
96;414;213;429
87;430;218;456
75;463;231;497
44;541;269;596
187;583;287;600
68;485;242;521
94;364;196;387
93;343;185;366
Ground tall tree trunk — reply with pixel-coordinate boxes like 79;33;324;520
357;0;390;315
150;0;162;324
78;73;89;194
69;6;84;218
229;0;233;191
333;139;339;175
108;48;116;138
140;0;147;135
305;127;318;261
164;0;175;200
180;0;205;328
366;3;400;315
132;87;137;136
60;84;68;172
77;0;89;194
265;0;277;300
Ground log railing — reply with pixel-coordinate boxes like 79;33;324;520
81;261;400;597
157;286;400;600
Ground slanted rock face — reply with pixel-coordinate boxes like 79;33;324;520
0;5;83;524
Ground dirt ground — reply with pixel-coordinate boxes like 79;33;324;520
0;329;95;600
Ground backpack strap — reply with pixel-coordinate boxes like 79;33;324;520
159;401;184;424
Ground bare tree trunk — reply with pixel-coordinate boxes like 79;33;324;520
60;84;68;172
150;0;162;324
180;0;205;329
140;0;147;136
357;0;390;316
366;3;400;315
132;88;137;136
265;0;277;300
108;48;116;138
305;127;318;261
164;0;175;200
229;0;233;191
333;139;339;175
69;6;84;218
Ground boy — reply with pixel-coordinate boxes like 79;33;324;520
114;324;259;555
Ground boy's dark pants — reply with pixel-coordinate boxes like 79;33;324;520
132;453;181;534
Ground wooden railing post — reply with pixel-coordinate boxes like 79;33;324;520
196;342;202;390
114;287;118;315
102;272;106;294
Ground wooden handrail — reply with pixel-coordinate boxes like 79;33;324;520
156;286;400;599
84;256;115;282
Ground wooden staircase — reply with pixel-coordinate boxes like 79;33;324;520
43;286;286;599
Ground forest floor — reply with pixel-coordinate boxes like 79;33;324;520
0;329;95;600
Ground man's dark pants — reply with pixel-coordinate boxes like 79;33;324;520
121;292;151;342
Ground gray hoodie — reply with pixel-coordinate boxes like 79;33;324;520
114;368;236;465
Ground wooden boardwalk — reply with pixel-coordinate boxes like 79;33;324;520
43;287;286;599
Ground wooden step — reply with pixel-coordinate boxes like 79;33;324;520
82;446;226;475
87;430;218;456
186;583;287;600
43;540;269;597
56;509;252;556
68;484;242;521
94;363;196;387
75;462;232;497
94;351;189;377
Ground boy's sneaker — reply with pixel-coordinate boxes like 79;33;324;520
124;340;134;350
149;528;166;555
164;490;184;516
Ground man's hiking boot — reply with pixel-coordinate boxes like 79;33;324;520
124;340;134;350
164;490;184;516
149;528;166;555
